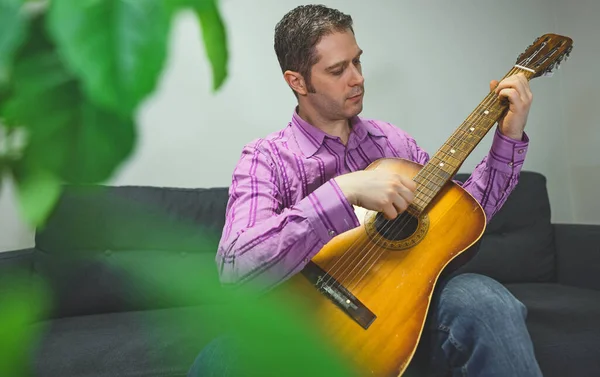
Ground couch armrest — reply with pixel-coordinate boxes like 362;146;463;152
0;248;35;285
555;224;600;290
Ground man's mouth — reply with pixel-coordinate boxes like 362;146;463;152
348;91;364;99
348;92;363;100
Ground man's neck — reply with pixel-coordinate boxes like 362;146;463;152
297;106;351;145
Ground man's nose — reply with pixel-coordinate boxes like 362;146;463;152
350;65;364;86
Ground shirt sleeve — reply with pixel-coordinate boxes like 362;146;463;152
400;126;529;223
216;143;359;290
460;128;529;221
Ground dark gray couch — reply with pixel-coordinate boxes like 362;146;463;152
2;171;600;376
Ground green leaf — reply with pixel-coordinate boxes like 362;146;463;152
12;166;62;226
0;273;49;376
0;0;27;87
2;14;135;193
193;0;228;91
170;0;228;91
3;46;136;185
46;0;171;114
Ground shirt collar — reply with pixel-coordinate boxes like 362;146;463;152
290;108;385;157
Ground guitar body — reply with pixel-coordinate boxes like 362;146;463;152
277;158;486;376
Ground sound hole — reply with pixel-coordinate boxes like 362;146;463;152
374;212;418;241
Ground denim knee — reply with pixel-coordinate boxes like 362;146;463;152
187;336;239;377
435;273;527;326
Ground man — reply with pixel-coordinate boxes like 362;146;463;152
189;4;542;377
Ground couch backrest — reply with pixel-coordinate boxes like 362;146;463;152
34;171;557;319
453;171;556;283
34;185;230;318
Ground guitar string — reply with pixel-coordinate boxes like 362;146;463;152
317;86;498;292
319;67;525;295
342;67;527;292
339;95;499;291
317;95;489;293
319;40;567;296
327;37;570;289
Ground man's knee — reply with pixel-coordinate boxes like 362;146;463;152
188;336;239;377
436;273;527;323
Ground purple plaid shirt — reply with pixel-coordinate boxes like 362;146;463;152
216;109;529;288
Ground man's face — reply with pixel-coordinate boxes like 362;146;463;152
305;30;365;121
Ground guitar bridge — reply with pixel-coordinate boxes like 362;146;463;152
301;261;376;329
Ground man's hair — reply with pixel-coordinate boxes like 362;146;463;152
274;5;354;94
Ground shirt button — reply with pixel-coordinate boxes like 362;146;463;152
328;229;336;237
304;258;309;263
508;162;513;167
518;149;525;154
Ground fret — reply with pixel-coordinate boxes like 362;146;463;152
441;143;469;160
473;114;500;125
416;186;436;200
413;197;429;209
408;203;423;215
436;149;462;166
428;158;455;177
408;68;521;211
459;123;487;138
463;119;495;133
417;171;446;189
449;128;475;143
452;129;478;148
415;181;437;197
415;189;436;205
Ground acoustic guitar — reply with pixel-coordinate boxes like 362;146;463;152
277;34;573;376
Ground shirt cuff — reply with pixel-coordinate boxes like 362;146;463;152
296;179;360;245
487;127;530;173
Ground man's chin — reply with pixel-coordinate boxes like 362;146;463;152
346;103;363;118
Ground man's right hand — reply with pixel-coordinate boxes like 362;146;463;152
334;170;417;220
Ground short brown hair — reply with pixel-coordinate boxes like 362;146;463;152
274;5;354;94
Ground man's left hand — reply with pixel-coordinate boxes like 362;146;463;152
490;73;533;141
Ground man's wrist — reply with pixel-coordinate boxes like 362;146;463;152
498;127;524;141
333;175;358;206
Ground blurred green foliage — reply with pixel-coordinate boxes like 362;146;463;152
0;0;228;227
0;2;361;376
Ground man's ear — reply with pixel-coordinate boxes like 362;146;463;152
283;70;308;96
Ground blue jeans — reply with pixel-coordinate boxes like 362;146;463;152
188;273;542;377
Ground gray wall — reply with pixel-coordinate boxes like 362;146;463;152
548;0;600;224
1;0;597;251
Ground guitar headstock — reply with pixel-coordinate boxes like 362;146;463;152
516;34;573;78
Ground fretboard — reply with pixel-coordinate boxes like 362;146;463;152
408;67;534;214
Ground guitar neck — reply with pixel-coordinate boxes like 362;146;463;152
409;67;535;214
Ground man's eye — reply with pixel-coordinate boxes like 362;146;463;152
332;69;344;76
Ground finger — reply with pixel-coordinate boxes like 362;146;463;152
490;79;499;92
399;175;417;192
496;74;529;102
513;74;531;101
498;88;524;108
397;185;415;204
520;75;533;101
382;204;398;220
392;195;409;214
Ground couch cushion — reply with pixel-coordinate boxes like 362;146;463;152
32;185;230;318
31;305;227;377
36;185;230;253
453;171;556;283
32;248;227;318
506;283;600;377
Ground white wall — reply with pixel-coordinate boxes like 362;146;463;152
548;0;600;225
1;0;597;251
